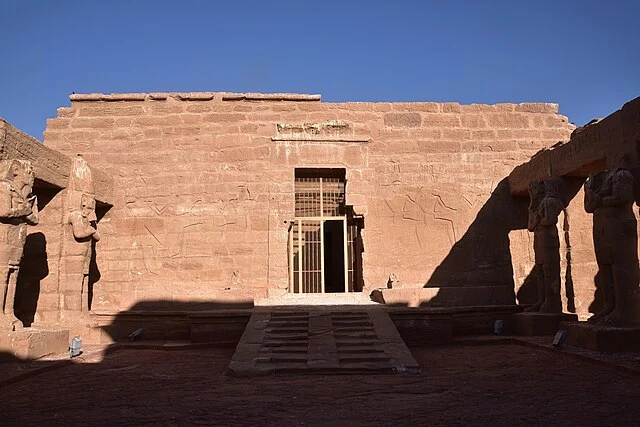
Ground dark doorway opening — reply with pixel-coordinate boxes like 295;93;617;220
324;220;345;293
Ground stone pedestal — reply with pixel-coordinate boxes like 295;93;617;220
510;312;578;336
562;321;640;352
0;327;69;361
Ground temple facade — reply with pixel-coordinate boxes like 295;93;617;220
27;92;576;315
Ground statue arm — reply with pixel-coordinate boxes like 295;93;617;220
0;186;13;217
69;212;98;239
527;210;538;232
26;196;39;225
584;184;598;213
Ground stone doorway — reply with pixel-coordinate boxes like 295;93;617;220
288;169;363;293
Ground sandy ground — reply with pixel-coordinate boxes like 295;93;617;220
2;343;639;426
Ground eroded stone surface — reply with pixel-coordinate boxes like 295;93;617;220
0;327;69;360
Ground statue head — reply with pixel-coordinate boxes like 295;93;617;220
81;194;97;222
0;160;35;196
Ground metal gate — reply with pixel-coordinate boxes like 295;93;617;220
288;219;348;293
288;172;357;293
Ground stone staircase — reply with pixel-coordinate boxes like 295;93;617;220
228;309;420;376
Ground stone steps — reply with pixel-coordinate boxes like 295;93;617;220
228;309;420;376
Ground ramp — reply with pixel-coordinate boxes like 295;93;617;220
228;309;420;376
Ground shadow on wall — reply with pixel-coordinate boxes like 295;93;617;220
422;179;528;306
14;184;61;326
514;176;585;312
88;239;100;311
588;270;607;317
15;233;48;327
421;175;586;310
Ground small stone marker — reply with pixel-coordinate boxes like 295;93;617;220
552;330;568;348
69;336;82;357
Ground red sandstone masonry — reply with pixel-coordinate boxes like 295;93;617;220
43;92;574;312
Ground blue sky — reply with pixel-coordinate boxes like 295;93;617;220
1;0;639;139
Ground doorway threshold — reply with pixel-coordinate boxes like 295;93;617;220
255;293;378;307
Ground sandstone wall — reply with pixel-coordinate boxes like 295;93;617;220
43;93;574;311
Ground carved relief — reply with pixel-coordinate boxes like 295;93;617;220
526;177;564;313
0;160;38;330
63;155;100;314
585;168;640;326
273;120;369;142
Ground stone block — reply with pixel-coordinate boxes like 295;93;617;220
441;102;462;113
471;129;496;140
390;313;454;345
77;105;145;117
515;103;559;114
384;112;421;128
562;321;640;352
370;286;515;308
189;312;251;345
460;114;487;128
421;115;461;127
0;328;69;360
508;312;578;336
486;113;529;129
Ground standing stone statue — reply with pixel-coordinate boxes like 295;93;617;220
526;178;565;313
0;160;38;331
62;155;100;314
585;168;640;326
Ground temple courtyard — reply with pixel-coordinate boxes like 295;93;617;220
2;338;638;426
1;93;640;425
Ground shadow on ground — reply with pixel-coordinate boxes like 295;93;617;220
1;300;639;426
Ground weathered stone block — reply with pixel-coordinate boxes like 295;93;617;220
384;112;421;128
562;322;640;352
486;113;529;129
508;312;578;336
0;328;69;360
